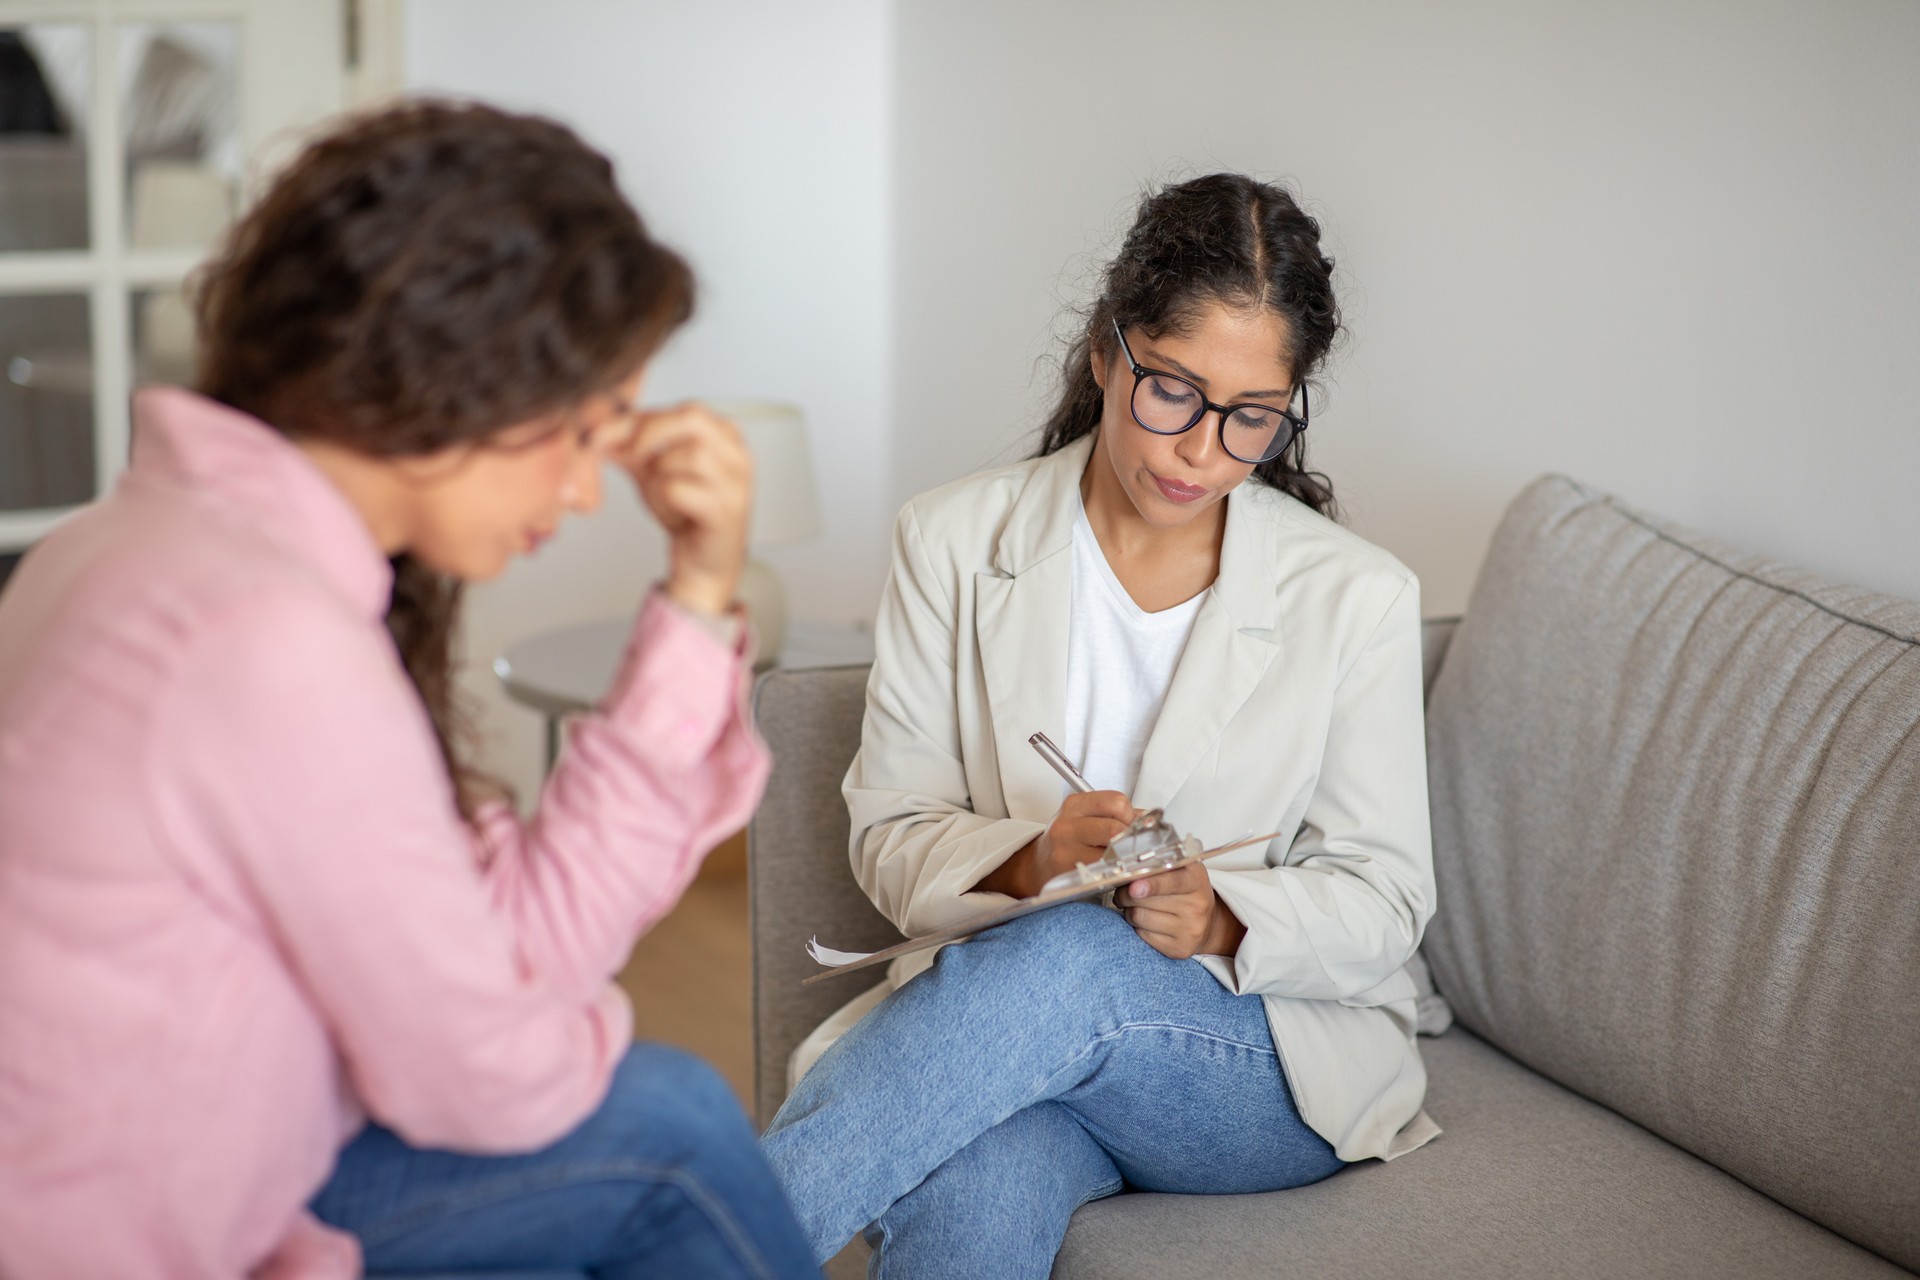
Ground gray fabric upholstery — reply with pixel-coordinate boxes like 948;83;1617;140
1421;614;1459;701
1423;475;1920;1270
748;664;901;1129
1054;1027;1907;1279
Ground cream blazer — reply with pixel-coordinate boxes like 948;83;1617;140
822;434;1439;1162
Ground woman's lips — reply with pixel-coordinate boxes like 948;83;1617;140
1151;473;1208;504
524;529;552;553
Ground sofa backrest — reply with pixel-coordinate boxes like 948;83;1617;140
1423;475;1920;1270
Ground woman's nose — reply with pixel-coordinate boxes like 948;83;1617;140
1174;413;1223;468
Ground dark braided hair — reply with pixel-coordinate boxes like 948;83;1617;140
1036;173;1341;517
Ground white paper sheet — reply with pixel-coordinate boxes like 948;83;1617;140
806;937;879;967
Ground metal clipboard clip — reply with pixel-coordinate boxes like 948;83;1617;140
1038;807;1198;893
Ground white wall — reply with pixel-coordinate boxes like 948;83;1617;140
406;0;892;803
402;0;1919;799
891;0;1920;617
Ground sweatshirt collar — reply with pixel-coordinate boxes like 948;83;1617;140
129;387;394;620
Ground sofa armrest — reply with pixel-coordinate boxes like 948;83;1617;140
748;663;900;1128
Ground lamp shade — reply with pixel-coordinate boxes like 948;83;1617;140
706;399;823;549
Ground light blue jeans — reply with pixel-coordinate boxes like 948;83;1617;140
762;902;1344;1277
312;1042;819;1279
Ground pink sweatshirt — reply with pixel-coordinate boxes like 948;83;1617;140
0;389;771;1278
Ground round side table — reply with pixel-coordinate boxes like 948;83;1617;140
497;616;875;769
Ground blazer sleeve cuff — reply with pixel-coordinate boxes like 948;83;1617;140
863;816;1048;936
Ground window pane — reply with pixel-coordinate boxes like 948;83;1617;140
0;24;92;252
132;285;195;388
0;293;94;511
120;21;240;251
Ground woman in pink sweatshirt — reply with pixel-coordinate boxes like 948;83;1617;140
0;101;817;1279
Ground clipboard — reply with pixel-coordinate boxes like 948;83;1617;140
802;830;1280;985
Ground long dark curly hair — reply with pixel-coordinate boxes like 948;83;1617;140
193;99;694;821
1036;173;1341;517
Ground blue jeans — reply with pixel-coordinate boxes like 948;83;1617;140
312;1041;819;1279
762;902;1344;1277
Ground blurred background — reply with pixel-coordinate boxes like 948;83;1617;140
2;3;1917;1080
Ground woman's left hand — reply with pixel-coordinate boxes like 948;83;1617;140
1120;864;1247;961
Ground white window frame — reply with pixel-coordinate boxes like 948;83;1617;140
0;0;363;551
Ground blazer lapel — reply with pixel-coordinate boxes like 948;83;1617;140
1131;486;1285;812
976;563;1071;821
975;438;1089;823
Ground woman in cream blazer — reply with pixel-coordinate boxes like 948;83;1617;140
764;175;1439;1276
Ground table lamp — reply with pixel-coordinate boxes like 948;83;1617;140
706;399;823;668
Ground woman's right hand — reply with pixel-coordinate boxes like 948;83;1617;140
617;403;753;617
974;790;1136;899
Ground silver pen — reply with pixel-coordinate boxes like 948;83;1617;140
1028;731;1095;794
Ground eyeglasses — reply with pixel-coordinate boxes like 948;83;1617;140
1111;318;1307;465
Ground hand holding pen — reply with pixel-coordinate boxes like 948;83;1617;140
1025;733;1245;961
1027;732;1142;876
972;734;1134;900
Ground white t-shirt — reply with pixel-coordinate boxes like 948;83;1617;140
1061;503;1209;798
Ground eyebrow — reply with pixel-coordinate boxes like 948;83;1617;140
1141;346;1291;402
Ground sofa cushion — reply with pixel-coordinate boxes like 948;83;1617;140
1421;475;1920;1270
1056;1028;1906;1279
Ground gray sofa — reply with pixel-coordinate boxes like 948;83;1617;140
749;474;1919;1278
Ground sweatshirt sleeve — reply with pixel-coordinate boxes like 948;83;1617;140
148;587;766;1153
479;592;768;1000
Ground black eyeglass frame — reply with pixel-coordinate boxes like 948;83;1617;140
1110;318;1309;465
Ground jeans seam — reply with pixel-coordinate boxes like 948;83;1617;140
1038;1019;1277;1096
661;1165;782;1280
353;1157;779;1280
1072;1177;1125;1214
